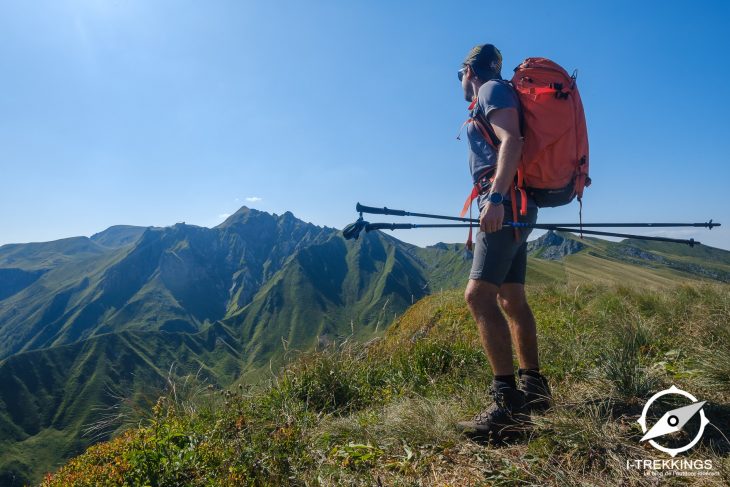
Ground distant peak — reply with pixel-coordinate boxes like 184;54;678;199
427;242;452;251
216;206;261;228
215;207;322;232
528;230;586;260
231;205;253;217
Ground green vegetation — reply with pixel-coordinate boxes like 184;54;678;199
0;324;243;486
42;283;730;486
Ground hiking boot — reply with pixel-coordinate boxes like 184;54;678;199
518;369;552;413
456;384;529;442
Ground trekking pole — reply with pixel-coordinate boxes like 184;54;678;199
354;222;702;246
356;203;722;230
356;202;471;223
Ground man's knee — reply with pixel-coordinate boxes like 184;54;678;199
464;279;499;309
497;284;529;316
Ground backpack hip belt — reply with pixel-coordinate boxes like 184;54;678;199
460;166;522;250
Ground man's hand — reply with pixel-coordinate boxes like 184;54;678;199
480;202;504;233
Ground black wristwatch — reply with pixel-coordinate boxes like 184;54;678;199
487;191;505;205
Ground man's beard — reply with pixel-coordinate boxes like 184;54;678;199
464;83;475;102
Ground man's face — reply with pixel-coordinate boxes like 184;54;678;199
460;65;475;102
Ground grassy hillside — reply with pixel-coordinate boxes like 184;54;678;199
41;282;730;486
525;231;730;286
0;323;242;486
0;237;109;272
227;231;470;384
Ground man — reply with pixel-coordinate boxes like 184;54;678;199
454;44;552;441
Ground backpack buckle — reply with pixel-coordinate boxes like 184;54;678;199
549;82;570;99
477;176;491;195
475;167;496;195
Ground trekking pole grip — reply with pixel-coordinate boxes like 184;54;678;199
356;203;408;217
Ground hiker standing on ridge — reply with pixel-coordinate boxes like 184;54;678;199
455;44;552;441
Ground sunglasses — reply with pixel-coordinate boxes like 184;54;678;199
458;67;466;81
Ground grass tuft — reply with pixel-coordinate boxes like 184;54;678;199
597;318;663;401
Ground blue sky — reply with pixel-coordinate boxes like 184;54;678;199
1;0;729;250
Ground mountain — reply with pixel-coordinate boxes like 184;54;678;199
226;230;474;381
527;230;586;260
0;208;334;361
89;225;148;249
0;207;472;484
0;210;727;484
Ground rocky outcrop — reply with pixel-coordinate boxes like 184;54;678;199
527;231;586;260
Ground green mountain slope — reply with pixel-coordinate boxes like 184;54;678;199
524;230;730;286
0;237;109;272
0;208;335;360
89;225;148;249
0;268;47;301
227;230;463;382
0;323;242;485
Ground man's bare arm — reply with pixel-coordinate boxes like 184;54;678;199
488;107;523;196
477;106;523;233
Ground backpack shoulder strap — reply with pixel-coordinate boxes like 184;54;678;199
471;113;500;148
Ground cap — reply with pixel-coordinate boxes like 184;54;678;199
462;44;503;78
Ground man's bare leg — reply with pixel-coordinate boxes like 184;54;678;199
458;278;529;437
498;283;539;370
464;279;514;376
496;282;552;411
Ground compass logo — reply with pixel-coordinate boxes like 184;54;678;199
637;385;709;457
625;385;721;478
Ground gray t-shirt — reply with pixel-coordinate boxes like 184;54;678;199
466;79;536;210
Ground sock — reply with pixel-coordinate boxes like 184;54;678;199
493;374;517;389
518;368;542;379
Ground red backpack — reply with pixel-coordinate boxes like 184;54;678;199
511;57;590;215
460;58;590;242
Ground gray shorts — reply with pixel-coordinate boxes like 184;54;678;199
469;204;538;285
